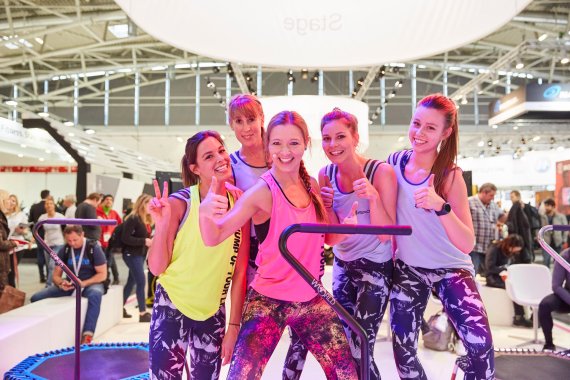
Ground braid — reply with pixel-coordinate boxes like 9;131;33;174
298;160;327;222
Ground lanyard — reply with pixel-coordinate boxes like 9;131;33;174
71;241;86;276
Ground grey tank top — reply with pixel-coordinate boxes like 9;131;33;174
328;160;392;263
231;151;268;237
388;150;474;274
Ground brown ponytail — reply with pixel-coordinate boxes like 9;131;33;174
417;94;459;198
298;160;327;222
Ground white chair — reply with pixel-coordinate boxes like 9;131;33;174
505;263;552;343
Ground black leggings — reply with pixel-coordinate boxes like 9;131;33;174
538;293;570;346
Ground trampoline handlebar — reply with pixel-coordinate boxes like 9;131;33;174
537;225;570;274
32;218;117;380
278;223;412;380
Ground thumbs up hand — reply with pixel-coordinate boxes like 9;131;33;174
320;174;334;209
413;173;444;211
353;174;379;202
200;176;229;219
342;201;359;225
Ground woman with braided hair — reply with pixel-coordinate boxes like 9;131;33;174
199;110;358;379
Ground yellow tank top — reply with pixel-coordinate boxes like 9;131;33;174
158;185;241;321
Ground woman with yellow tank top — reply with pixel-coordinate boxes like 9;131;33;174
147;130;250;379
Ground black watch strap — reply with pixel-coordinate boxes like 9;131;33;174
435;202;451;216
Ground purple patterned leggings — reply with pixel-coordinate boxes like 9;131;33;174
227;288;358;380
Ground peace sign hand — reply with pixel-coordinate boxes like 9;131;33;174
413;174;444;211
200;176;229;219
148;179;171;226
342;201;359;225
321;174;334;209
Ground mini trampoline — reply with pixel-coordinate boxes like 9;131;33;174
452;224;570;380
5;343;149;380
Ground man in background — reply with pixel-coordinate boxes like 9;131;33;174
75;193;102;241
540;198;568;267
96;194;122;284
28;189;50;283
469;183;504;275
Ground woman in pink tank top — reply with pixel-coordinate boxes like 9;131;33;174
200;111;358;380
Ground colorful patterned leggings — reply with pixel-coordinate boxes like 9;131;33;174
282;258;393;380
390;259;495;380
149;283;226;380
227;288;358;380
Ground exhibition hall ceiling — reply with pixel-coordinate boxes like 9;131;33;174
0;0;569;163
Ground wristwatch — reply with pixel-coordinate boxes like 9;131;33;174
435;202;451;216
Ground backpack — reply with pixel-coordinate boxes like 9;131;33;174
525;203;542;249
62;239;110;294
423;311;456;352
107;223;125;252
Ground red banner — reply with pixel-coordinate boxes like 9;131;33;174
0;166;78;173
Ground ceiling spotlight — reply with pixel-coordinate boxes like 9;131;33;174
351;90;357;98
487;138;493;147
244;73;252;82
515;59;524;70
212;66;220;74
492;124;498;129
395;80;403;88
63;121;74;127
513;125;519;130
532;135;541;142
357;77;364;86
5;100;17;106
521;137;526;145
310;71;320;83
478;140;485;147
206;79;215;88
84;129;95;135
38;112;49;117
538;33;548;42
388;90;396;98
550;137;556;144
371;113;378;120
287;69;295;83
561;54;569;65
301;69;309;80
461;96;468;105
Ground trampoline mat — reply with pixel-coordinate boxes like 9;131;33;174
5;342;149;380
496;354;570;380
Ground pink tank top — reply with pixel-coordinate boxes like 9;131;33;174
251;172;325;302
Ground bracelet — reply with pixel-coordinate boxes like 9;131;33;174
228;322;241;328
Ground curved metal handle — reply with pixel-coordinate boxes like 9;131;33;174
279;223;412;380
537;225;570;273
32;218;117;380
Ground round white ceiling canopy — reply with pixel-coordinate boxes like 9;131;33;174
115;0;531;68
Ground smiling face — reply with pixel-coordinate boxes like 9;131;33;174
409;106;452;153
267;123;306;174
321;119;358;164
189;136;232;183
230;113;264;149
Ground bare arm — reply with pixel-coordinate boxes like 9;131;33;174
438;170;475;254
221;222;250;365
371;163;397;242
81;264;107;287
200;177;271;246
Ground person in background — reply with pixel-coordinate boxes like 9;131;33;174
387;94;494;380
485;234;532;327
96;194;122;285
31;225;107;344
539;248;570;351
468;183;504;275
63;194;77;219
0;190;17;291
147;130;250;379
5;194;29;287
37;198;65;286
506;199;533;264
539;198;568;268
121;193;153;322
29;189;50;283
75;193;102;241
